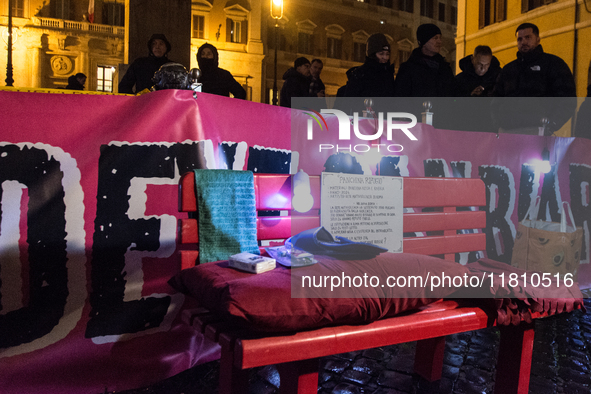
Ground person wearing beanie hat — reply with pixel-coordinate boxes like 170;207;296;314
196;43;246;99
344;33;395;97
119;33;175;94
416;23;441;48
366;33;391;59
280;57;313;107
393;23;454;97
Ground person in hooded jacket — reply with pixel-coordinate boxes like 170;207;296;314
393;24;454;97
196;43;246;99
119;34;173;94
344;33;395;98
455;45;501;97
280;57;312;107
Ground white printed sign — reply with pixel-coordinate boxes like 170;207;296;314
320;173;403;252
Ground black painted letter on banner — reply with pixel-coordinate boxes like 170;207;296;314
0;145;68;348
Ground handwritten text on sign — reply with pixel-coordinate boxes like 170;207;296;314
321;173;403;252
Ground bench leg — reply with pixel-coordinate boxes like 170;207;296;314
494;322;534;394
414;336;446;381
218;342;249;394
276;358;319;394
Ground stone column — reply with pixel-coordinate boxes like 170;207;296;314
247;0;264;55
125;0;192;68
77;36;91;77
25;32;45;88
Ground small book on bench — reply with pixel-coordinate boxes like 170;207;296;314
229;252;276;274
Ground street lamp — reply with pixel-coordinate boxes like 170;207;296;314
270;0;283;105
5;0;14;86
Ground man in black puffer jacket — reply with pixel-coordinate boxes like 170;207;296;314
393;23;454;98
492;23;576;135
452;46;502;132
455;45;501;97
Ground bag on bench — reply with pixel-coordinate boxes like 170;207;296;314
511;198;583;279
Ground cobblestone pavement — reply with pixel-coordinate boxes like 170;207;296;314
114;297;591;394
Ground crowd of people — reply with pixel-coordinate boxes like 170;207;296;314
279;22;585;136
280;23;591;136
117;33;246;98
108;23;587;137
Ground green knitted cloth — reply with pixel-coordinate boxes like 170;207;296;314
193;169;259;264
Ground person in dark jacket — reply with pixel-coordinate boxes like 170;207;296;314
118;34;173;94
196;43;246;99
455;46;501;97
452;46;502;132
309;59;326;97
66;73;87;90
393;23;454;97
344;33;395;98
492;23;576;135
280;57;312;107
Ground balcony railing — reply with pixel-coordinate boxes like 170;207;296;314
32;17;125;35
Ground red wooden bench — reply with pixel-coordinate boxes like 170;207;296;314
177;172;539;394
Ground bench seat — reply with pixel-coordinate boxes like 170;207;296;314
176;172;550;394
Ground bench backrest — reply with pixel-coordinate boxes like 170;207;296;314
178;172;487;270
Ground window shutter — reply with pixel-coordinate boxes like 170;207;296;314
496;0;506;22
242;20;248;44
521;0;529;13
479;0;486;29
226;18;232;42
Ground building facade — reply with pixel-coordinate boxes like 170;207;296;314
257;0;458;102
456;0;591;96
1;0;457;100
0;0;124;91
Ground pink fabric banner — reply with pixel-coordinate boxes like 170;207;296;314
0;90;291;394
0;90;590;393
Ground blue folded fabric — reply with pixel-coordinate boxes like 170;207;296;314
193;169;259;264
288;226;388;260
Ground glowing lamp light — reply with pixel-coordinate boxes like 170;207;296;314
531;147;551;174
292;169;314;213
1;27;19;45
271;0;283;19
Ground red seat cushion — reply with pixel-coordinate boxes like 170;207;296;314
169;253;471;332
